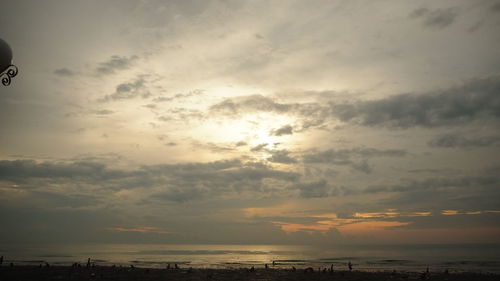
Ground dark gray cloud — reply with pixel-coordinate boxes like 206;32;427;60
250;143;268;152
190;141;236;153
156;108;205;122
152;90;205;103
491;2;500;12
152;185;206;203
365;176;499;194
350;160;372;174
29;190;102;208
332;76;500;128
303;148;405;174
302;148;407;174
271;125;293;136
53;67;75;77
267;150;297;164
94;109;114;115
210;95;292;115
372;176;500;212
429;134;500;148
293;179;330;198
209;95;330;130
146;161;300;202
96;55;138;75
303;148;406;164
235;141;247;147
0;159;124;183
0;158;300;202
291;180;353;198
209;76;500;130
105;77;150;100
410;7;457;29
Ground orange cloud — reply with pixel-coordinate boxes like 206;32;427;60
354;211;399;218
107;226;174;234
441;210;500;216
337;221;410;237
407;211;432;217
273;222;334;233
442;210;460;215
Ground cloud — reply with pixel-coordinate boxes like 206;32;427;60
332;76;500;128
303;148;406;173
293;179;330;198
267;149;297;164
105;77;150;100
28;190;102;209
0;159;121;183
365;176;499;194
94;109;114;115
156;108;205;122
152;90;205;103
53;68;75;77
250;143;268;152
0;158;300;202
209;75;500;130
151;185;206;203
96;55;138;75
271;124;293;136
209;95;331;130
108;226;174;234
410;7;457;29
210;95;292;115
493;2;500;12
429;134;500;148
350;160;372;174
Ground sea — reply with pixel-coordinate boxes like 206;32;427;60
1;243;499;273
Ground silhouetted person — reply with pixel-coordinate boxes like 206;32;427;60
249;266;255;272
174;263;179;269
291;266;296;272
330;264;334;273
348;261;352;271
265;263;268;269
304;267;314;273
272;260;276;266
0;255;3;266
166;263;171;269
420;267;430;280
86;258;91;268
10;262;14;268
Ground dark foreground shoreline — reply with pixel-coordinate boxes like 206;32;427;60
1;266;500;281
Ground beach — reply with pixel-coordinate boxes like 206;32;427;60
1;265;500;281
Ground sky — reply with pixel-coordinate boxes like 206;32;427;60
0;0;499;246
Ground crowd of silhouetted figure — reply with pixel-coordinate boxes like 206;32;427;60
0;255;479;281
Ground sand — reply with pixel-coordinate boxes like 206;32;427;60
1;265;499;281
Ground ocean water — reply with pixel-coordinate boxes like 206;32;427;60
1;243;499;273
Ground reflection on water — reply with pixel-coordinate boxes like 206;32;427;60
1;243;499;273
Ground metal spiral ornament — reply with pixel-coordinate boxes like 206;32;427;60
1;64;18;86
0;38;17;86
